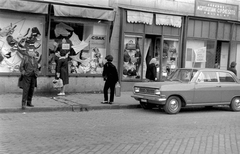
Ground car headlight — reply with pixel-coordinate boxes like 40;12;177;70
134;87;140;93
154;89;161;95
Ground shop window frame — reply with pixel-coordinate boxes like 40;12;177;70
47;16;111;77
0;10;46;76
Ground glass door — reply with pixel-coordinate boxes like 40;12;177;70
162;38;179;80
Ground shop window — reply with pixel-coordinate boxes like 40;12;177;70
185;40;215;69
122;35;143;80
48;20;107;75
0;13;43;73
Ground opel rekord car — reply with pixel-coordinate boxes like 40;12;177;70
132;68;240;114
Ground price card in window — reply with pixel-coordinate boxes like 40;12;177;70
62;44;70;50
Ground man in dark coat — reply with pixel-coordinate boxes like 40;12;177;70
101;55;119;104
228;61;237;76
19;49;39;109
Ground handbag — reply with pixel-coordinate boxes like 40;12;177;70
18;75;24;89
115;82;121;97
53;78;63;88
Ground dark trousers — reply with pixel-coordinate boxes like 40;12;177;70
103;80;115;102
21;75;36;106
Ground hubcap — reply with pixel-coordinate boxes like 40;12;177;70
235;98;240;108
170;99;178;111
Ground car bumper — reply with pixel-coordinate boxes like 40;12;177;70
131;94;167;105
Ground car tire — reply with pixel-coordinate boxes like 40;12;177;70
230;97;240;111
140;102;153;110
164;96;181;114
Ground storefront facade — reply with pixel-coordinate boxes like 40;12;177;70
118;0;240;90
1;0;240;93
0;0;115;93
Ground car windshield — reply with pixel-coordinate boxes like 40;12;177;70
168;69;197;82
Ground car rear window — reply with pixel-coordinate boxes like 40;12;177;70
219;72;235;82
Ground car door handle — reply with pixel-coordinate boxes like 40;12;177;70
216;85;221;87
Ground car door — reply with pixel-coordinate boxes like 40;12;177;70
219;72;240;103
193;71;222;104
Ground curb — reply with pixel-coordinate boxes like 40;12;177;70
0;104;141;113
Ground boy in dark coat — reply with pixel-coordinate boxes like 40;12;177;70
101;55;119;104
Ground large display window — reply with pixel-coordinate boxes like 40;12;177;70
48;19;108;75
0;13;43;73
185;39;215;68
122;35;143;80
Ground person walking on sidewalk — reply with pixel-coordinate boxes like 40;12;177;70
19;50;39;109
228;61;237;76
101;55;119;104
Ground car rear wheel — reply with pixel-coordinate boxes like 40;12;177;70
230;97;240;111
164;96;181;114
140;102;153;109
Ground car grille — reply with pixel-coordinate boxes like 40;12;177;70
138;87;156;95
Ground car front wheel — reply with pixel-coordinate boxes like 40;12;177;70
230;97;240;111
164;96;181;114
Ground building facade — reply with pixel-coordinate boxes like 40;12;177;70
0;0;240;93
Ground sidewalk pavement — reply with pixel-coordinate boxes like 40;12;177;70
0;92;141;113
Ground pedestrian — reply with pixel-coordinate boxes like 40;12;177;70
101;55;119;104
228;61;237;75
19;49;39;109
55;49;69;96
146;57;158;81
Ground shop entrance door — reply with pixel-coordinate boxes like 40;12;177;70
215;41;229;69
144;35;161;81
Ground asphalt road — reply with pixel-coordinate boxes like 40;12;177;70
0;107;240;154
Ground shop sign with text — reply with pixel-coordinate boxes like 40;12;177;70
195;0;238;20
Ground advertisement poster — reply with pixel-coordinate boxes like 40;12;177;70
194;47;206;62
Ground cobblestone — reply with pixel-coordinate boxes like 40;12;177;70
0;108;240;153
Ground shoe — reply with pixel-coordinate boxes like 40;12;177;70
57;92;65;96
109;102;113;104
27;104;34;107
22;106;26;110
101;101;108;104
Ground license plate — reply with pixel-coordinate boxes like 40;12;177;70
141;99;147;102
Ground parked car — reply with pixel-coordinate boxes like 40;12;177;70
132;68;240;114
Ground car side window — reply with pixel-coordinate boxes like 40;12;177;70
219;72;235;83
197;72;218;83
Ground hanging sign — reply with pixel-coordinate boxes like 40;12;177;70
194;47;206;62
195;0;238;20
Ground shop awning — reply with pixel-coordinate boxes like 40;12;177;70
156;14;182;28
53;4;115;21
0;0;48;14
127;10;153;25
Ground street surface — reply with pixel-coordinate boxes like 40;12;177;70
0;107;240;154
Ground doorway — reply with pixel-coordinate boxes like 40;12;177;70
144;35;179;81
216;41;229;70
